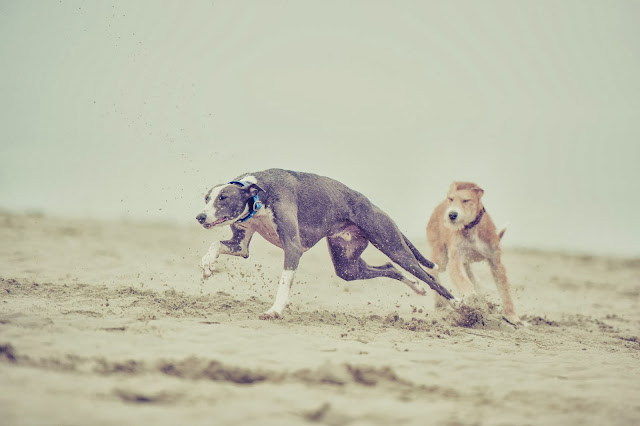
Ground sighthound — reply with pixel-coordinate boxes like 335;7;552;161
196;168;456;319
427;182;518;323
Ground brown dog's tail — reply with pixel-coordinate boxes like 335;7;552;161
498;222;509;240
402;233;437;269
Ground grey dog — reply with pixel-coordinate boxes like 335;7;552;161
196;168;456;319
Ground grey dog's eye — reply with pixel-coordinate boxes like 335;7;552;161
219;195;226;201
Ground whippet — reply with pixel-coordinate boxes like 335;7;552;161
427;181;518;323
196;168;456;319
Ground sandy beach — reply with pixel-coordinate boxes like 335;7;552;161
2;1;640;425
1;211;638;425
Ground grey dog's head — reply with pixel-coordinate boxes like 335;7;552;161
195;182;262;229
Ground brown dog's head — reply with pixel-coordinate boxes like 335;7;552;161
443;182;484;230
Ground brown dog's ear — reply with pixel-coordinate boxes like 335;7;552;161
451;182;483;194
448;182;459;195
245;183;264;197
472;187;484;198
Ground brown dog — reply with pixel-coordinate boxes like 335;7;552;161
427;182;518;323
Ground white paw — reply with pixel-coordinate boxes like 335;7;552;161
448;297;463;310
411;281;427;295
400;272;426;295
200;254;216;277
200;242;220;278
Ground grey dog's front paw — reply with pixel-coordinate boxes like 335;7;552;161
200;243;221;279
259;311;281;320
201;255;216;278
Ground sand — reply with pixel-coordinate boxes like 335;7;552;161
1;211;639;425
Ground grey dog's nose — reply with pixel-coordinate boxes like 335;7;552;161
449;211;458;221
196;213;207;224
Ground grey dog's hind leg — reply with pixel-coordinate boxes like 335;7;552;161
402;233;436;269
354;208;454;300
327;234;406;282
327;231;428;295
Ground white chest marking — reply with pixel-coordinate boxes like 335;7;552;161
244;207;281;248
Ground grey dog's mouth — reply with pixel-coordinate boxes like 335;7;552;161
203;217;229;228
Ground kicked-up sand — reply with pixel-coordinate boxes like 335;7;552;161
1;212;639;425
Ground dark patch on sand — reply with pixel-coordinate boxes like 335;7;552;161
114;388;180;405
0;343;17;362
452;304;486;328
0;343;464;399
159;357;277;384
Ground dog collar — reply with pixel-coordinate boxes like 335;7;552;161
228;180;263;222
464;207;485;231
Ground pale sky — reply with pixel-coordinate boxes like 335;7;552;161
1;1;639;256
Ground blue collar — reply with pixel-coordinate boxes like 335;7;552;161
228;180;263;222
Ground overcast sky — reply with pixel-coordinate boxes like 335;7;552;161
1;1;639;256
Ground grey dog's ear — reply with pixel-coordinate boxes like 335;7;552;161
245;183;264;197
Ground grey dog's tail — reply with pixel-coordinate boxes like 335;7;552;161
402;234;437;269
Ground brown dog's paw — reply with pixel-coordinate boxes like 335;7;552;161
503;313;526;328
259;311;280;320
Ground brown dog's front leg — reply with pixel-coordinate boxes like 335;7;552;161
448;250;475;296
488;257;517;322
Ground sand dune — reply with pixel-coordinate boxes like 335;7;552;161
1;212;639;425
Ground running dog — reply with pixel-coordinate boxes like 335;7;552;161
427;182;518;323
196;168;456;319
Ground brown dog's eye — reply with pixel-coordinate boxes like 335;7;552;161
463;199;470;203
448;198;453;202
